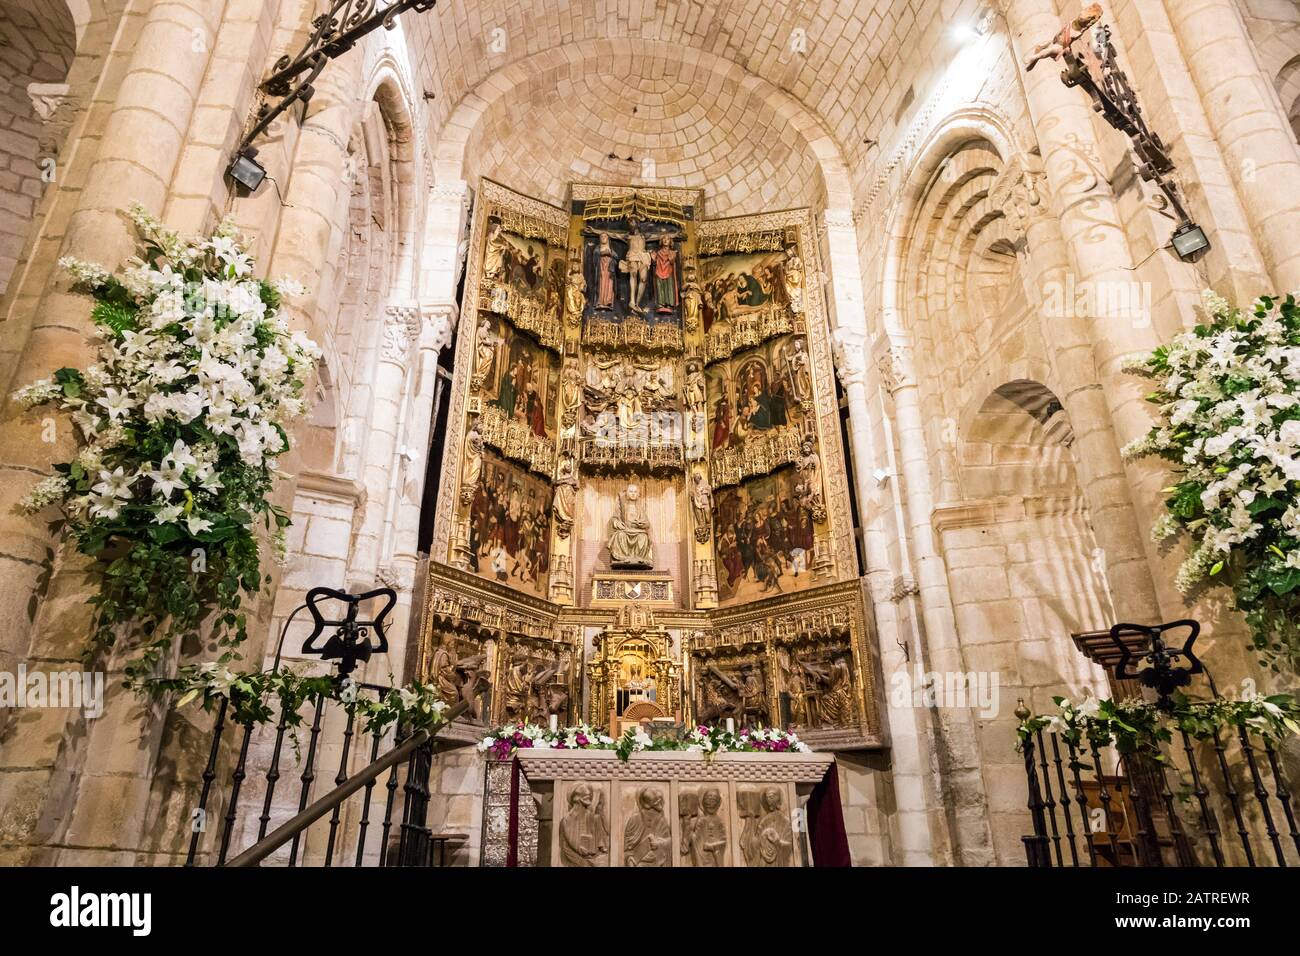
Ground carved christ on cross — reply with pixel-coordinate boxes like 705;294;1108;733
1024;3;1102;72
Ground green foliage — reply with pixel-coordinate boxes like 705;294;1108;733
1017;693;1300;759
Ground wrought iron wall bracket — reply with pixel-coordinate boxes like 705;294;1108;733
1060;25;1194;222
229;0;438;185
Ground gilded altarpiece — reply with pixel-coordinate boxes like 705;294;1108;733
425;184;879;855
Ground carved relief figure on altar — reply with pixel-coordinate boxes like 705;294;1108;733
559;783;609;867
738;787;795;867
713;470;818;604
607;482;654;569
623;787;672;867
552;454;577;538
466;452;552;598
429;633;490;722
680;787;728;866
562;257;586;326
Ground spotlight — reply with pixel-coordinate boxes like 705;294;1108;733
1170;221;1210;262
872;467;892;486
228;148;267;193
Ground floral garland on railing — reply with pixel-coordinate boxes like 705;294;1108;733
1122;291;1300;668
150;662;448;736
1016;693;1300;760
478;722;811;763
12;205;320;682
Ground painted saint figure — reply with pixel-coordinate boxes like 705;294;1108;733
651;235;680;313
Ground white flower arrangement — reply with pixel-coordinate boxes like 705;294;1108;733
12;204;320;681
1124;290;1300;667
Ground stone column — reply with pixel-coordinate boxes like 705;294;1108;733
1163;0;1300;291
0;0;223;671
823;211;955;865
389;301;455;569
0;0;224;864
350;304;419;588
992;157;1159;622
1002;0;1189;624
870;312;996;865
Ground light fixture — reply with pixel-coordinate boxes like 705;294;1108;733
872;467;892;486
1170;221;1211;262
952;6;994;40
228;148;267;194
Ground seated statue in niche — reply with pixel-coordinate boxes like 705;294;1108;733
623;787;671;867
607;482;653;569
559;783;609;867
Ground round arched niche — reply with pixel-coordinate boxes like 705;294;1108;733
958;380;1077;502
0;0;78;297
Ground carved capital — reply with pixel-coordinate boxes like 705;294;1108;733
27;82;70;122
872;332;915;394
822;207;857;231
830;326;869;388
891;573;919;601
420;301;457;353
989;155;1050;238
382;304;421;365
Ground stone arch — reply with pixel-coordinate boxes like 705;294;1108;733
1277;54;1300;144
306;76;419;479
433;37;855;215
957;380;1075;501
882;110;1113;864
886;111;1026;501
0;0;78;296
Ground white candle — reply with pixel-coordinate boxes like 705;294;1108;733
725;718;735;733
549;713;559;732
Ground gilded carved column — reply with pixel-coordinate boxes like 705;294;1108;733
1163;0;1300;291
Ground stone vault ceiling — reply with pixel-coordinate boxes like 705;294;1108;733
406;0;961;210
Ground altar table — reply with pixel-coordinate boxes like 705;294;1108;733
513;749;835;867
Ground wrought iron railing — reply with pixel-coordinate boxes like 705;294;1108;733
184;685;471;867
1019;720;1299;867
